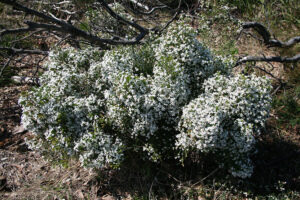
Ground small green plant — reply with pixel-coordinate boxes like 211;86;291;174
272;66;300;130
218;0;261;13
0;65;16;87
273;92;300;127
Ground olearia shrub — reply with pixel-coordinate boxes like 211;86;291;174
19;21;272;178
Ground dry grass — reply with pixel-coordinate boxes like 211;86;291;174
0;149;101;199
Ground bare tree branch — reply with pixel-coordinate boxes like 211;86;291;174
135;5;167;15
236;53;300;66
253;65;282;83
10;30;43;43
128;0;150;11
0;47;49;55
123;3;167;16
242;22;300;48
0;27;37;37
0;0;150;47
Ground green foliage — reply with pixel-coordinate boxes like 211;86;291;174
219;0;300;26
272;66;300;129
0;34;34;49
73;0;96;8
270;0;300;25
273;92;300;127
220;0;261;13
0;65;16;87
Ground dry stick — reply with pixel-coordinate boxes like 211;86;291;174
123;3;167;16
54;34;72;46
213;181;227;200
0;27;37;37
236;53;300;66
128;0;150;11
52;6;76;15
0;56;12;77
267;61;275;71
137;5;167;15
159;169;181;183
253;65;282;82
271;84;282;96
10;30;43;44
148;175;157;200
33;55;47;77
235;58;285;94
190;168;219;187
159;0;182;33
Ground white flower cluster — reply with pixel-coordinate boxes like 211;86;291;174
19;21;271;178
19;48;123;168
177;73;272;178
100;22;229;160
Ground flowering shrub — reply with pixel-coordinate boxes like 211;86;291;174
176;73;272;178
19;21;272;178
19;48;123;167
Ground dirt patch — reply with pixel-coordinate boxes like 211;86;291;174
0;149;101;199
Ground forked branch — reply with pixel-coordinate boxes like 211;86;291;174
236;22;300;66
242;22;300;48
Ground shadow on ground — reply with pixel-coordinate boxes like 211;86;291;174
92;124;300;199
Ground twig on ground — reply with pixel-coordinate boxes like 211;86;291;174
191;168;219;187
